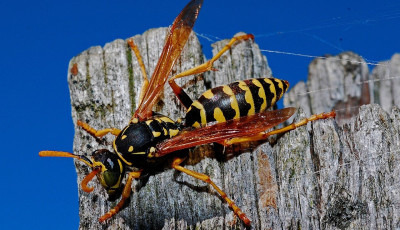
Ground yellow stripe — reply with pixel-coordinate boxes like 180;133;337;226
222;85;239;119
202;89;214;99
169;129;179;137
213;107;226;122
131;151;146;155
152;131;161;137
238;81;255;115
264;78;277;107
118;159;123;174
192;101;207;125
113;140;132;166
159;116;175;124
192;121;201;128
145;120;153;126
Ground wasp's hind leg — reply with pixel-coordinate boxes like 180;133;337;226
168;34;254;109
223;111;336;145
99;171;142;222
77;120;121;138
171;157;251;225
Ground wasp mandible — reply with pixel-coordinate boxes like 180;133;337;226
40;0;335;225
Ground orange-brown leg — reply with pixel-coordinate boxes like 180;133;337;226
77;120;121;138
99;171;142;222
127;38;149;107
168;34;255;109
171;157;251;225
223;110;336;145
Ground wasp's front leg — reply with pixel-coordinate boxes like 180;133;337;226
99;171;142;222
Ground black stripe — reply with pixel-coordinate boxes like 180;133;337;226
185;105;202;127
258;78;276;110
244;79;263;113
270;78;283;102
229;81;251;117
282;80;288;93
206;87;237;122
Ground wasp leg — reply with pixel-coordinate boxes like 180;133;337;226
127;38;149;107
99;171;142;222
77;120;121;138
223;110;336;145
171;157;251;225
168;34;255;109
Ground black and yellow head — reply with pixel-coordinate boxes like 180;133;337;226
90;149;124;196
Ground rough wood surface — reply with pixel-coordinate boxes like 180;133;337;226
68;28;400;229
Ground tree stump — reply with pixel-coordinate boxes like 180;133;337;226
68;28;400;229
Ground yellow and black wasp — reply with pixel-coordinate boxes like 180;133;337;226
40;0;335;225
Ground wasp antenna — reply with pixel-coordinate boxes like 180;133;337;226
81;167;101;193
39;151;93;167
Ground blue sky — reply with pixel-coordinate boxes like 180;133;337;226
1;0;399;229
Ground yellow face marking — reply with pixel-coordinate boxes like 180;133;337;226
264;78;277;107
222;85;239;119
128;146;134;152
163;128;168;135
113;141;132;166
93;161;107;172
145;120;153;126
192;101;207;125
238;81;255;115
202;89;214;99
121;135;127;140
152;131;161;137
169;129;179;137
213;107;226;122
159;116;174;124
252;79;267;112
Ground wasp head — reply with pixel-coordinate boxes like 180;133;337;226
89;149;124;196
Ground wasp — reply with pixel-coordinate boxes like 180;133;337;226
40;0;335;226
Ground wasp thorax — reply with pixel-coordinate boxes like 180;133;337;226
91;149;124;195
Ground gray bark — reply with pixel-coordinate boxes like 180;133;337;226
68;28;400;229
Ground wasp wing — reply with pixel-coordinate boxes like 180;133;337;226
134;0;203;120
155;107;296;157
